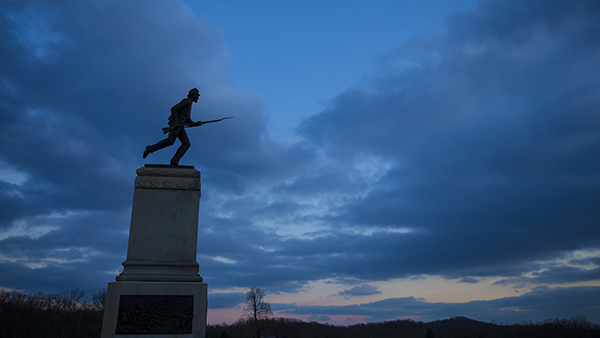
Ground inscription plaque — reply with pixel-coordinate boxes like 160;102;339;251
116;295;194;334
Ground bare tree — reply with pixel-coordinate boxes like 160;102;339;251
242;287;272;336
91;288;106;311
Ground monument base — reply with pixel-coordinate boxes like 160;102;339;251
101;166;206;337
101;281;207;338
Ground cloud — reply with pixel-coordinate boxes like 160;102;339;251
0;209;130;293
494;266;600;288
307;315;332;322
458;278;479;284
337;284;382;299
291;0;600;281
280;286;600;324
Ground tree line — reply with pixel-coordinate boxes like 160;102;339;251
208;315;600;338
0;288;105;338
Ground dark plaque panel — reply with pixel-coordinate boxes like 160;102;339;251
116;295;193;334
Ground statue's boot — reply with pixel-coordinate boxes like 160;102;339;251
143;147;151;159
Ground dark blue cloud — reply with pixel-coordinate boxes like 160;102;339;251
294;0;600;280
494;266;600;288
338;284;382;298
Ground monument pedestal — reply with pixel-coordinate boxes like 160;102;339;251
101;165;207;338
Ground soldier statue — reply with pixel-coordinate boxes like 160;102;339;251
143;88;232;165
142;88;202;166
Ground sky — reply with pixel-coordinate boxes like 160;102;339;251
1;0;600;326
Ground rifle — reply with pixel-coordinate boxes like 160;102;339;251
162;116;233;134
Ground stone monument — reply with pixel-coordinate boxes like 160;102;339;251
101;164;207;338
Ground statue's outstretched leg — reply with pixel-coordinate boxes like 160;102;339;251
143;132;177;158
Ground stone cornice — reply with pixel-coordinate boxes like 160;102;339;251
134;166;200;190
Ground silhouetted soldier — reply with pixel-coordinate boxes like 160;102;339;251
143;88;201;165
